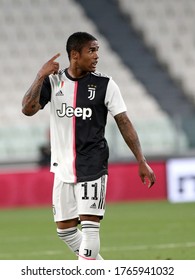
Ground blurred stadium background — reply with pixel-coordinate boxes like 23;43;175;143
2;0;195;164
0;0;195;260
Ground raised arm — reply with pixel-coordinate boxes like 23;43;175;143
114;112;156;188
22;53;60;116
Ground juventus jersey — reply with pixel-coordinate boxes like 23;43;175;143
39;69;127;183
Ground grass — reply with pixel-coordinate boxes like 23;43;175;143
0;200;194;260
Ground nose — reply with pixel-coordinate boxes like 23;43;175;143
94;51;99;60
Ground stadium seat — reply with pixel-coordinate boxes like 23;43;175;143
117;0;195;101
0;0;189;163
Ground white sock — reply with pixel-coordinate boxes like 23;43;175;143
57;226;103;260
57;227;81;256
78;221;100;260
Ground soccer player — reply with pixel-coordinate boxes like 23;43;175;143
22;32;156;260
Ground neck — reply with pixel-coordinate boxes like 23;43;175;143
67;66;88;79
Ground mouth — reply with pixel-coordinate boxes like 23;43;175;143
91;61;98;69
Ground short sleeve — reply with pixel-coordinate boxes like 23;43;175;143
39;76;51;109
104;78;127;117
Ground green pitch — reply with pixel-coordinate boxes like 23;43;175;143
0;201;194;260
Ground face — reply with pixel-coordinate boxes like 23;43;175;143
76;40;99;73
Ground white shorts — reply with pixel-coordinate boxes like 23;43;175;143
52;175;108;222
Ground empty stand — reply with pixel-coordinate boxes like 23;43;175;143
0;0;189;163
118;0;195;102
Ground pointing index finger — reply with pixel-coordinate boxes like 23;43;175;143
50;53;61;61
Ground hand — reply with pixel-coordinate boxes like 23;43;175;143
138;161;156;188
38;53;61;79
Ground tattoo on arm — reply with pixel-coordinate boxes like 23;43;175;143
22;75;44;116
114;112;145;163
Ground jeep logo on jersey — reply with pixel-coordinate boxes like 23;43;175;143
88;85;96;100
56;103;92;120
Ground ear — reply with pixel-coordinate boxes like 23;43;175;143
71;50;79;60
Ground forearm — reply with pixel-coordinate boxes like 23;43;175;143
22;73;44;116
115;112;146;163
22;53;60;116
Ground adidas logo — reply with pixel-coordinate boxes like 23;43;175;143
90;203;97;209
56;90;64;96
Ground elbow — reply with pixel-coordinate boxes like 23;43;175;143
22;102;41;116
22;109;31;116
22;106;35;116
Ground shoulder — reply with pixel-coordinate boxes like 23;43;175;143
58;68;66;76
90;71;116;89
49;68;65;81
48;69;66;86
91;71;111;80
91;72;120;93
92;72;118;86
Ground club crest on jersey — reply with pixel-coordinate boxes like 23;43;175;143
88;85;96;100
56;103;92;120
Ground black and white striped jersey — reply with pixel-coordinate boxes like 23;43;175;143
39;69;127;183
